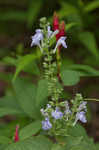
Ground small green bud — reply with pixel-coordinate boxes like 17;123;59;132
40;17;47;24
75;93;83;101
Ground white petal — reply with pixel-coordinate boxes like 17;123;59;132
61;40;67;48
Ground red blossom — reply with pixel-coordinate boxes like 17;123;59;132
14;125;19;142
53;13;66;82
59;21;65;37
53;12;60;41
53;12;65;43
53;12;59;31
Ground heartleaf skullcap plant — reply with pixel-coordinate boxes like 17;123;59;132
31;15;87;137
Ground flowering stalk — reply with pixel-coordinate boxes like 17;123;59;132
31;16;87;138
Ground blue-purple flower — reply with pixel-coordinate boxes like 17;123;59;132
53;36;67;53
47;104;51;109
73;111;87;126
31;29;43;52
42;117;52;130
52;107;63;120
78;101;87;112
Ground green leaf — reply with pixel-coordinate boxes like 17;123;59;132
51;144;65;150
0;107;23;118
79;32;99;58
19;120;41;140
0;136;11;144
84;1;99;12
23;61;40;75
0;145;7;150
2;56;40;76
68;124;88;138
5;136;53;150
0;96;22;110
95;143;99;150
65;136;96;150
13;53;41;81
61;70;80;86
67;64;99;77
2;56;18;66
12;78;37;118
36;80;48;108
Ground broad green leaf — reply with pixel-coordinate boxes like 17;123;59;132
51;144;65;150
65;136;96;150
36;80;48;108
2;56;40;76
19;120;41;140
0;145;7;150
79;32;99;58
95;143;99;150
12;78;37;118
0;136;11;144
61;70;80;86
67;64;99;77
5;136;53;150
23;61;40;75
0;96;22;110
84;1;99;12
2;56;18;66
13;53;41;81
68;124;88;138
0;107;23;117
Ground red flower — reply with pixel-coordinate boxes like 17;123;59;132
59;21;65;37
53;13;66;82
53;12;59;31
14;125;19;142
53;12;65;43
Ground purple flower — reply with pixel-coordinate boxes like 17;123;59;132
73;111;87;126
53;36;67;53
52;107;63;120
47;104;51;109
78;101;87;112
31;29;43;52
42;117;52;130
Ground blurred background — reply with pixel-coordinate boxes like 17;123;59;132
0;0;99;142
